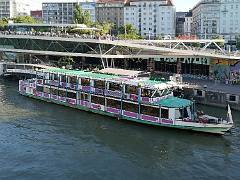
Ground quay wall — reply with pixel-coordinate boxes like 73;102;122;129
0;63;3;76
183;88;240;111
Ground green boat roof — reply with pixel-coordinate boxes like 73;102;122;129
46;68;120;79
156;97;192;108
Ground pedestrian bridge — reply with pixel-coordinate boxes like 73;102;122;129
0;33;239;61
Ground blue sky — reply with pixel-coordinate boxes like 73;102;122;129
32;0;200;11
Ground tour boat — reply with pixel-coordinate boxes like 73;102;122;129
18;68;234;135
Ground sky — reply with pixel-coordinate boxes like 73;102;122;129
31;0;200;11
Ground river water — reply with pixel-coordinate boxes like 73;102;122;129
0;79;240;180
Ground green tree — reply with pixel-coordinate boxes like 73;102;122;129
118;23;141;40
0;18;8;30
13;16;38;24
94;21;113;36
58;56;75;68
74;4;92;26
212;35;224;47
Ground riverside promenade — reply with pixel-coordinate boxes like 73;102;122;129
183;78;240;111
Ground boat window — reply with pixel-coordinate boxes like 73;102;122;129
141;105;159;117
44;72;49;80
67;91;76;99
161;108;169;119
81;78;90;86
109;82;121;91
36;86;44;92
125;85;138;94
51;88;58;95
107;98;121;109
36;72;43;79
141;88;154;97
80;93;89;101
50;73;58;81
94;80;105;89
58;90;66;97
69;76;77;84
60;75;66;82
91;95;105;105
123;102;138;113
44;87;50;94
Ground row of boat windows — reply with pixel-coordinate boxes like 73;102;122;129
42;79;168;98
36;86;169;118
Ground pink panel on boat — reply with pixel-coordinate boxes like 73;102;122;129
44;93;50;98
161;119;173;125
79;100;89;107
130;94;138;101
51;95;58;100
82;86;91;92
91;103;103;110
59;96;66;102
94;88;104;95
67;98;76;105
123;111;138;118
141;114;158;122
36;91;43;97
106;107;120;114
141;97;150;103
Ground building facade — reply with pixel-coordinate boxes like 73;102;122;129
124;0;176;38
42;0;95;24
30;10;42;21
95;0;126;29
176;12;187;36
0;0;30;19
192;0;240;42
184;11;192;36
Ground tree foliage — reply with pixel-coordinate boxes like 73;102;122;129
58;56;75;68
118;23;141;40
94;22;113;36
13;16;38;24
0;18;8;30
74;4;92;26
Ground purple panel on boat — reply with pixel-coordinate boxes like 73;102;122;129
67;98;76;105
123;111;138;118
37;79;43;85
80;100;88;107
36;91;43;97
161;119;173;125
141;114;158;122
51;95;58;100
44;93;50;98
94;88;104;95
105;90;121;98
130;94;138;101
59;96;66;102
91;103;102;110
68;84;76;90
141;97;150;103
106;107;120;114
82;86;91;92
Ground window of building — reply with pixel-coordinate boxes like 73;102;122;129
229;95;236;102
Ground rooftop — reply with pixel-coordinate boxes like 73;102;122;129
157;96;192;108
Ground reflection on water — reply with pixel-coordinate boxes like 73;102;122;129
0;79;240;180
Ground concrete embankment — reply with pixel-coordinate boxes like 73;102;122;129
183;79;240;111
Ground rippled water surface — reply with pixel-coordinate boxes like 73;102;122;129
0;79;240;180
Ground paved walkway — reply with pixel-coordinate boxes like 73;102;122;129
184;78;240;95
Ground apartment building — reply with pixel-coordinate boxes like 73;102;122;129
0;0;30;19
192;0;240;42
124;0;176;38
42;0;95;24
95;0;126;29
184;11;192;36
